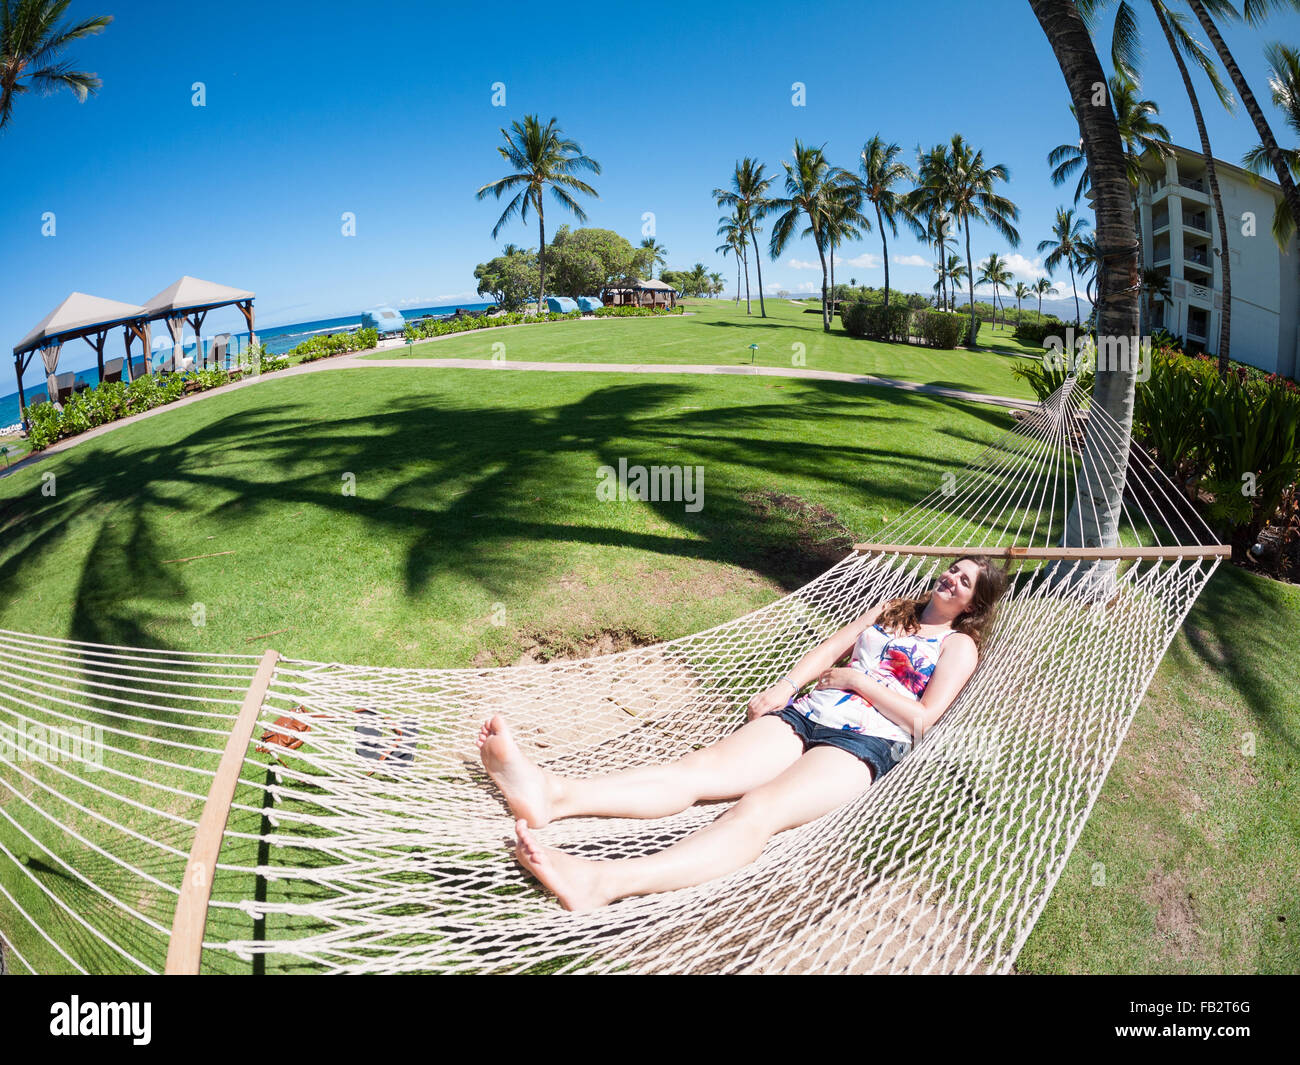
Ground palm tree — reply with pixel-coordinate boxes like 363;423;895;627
1075;231;1102;323
715;218;745;303
822;174;869;320
1047;72;1173;202
687;263;709;298
1013;281;1032;325
978;253;1014;331
858;136;916;312
1243;41;1300;248
0;1;111;131
908;145;955;312
1030;0;1144;559
1032;276;1054;317
714;158;774;317
475;115;601;312
769;141;840;332
708;271;724;298
640;238;667;279
1038;206;1090;325
926;134;1021;344
1183;0;1300;255
718;209;751;312
944;252;966;312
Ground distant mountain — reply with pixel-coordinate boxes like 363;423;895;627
949;293;1093;318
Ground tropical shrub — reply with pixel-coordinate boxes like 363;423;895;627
1201;376;1300;551
23;402;61;450
840;300;871;338
291;327;380;362
1009;355;1095;401
916;310;967;349
591;305;684;318
1132;350;1218;485
1014;318;1066;347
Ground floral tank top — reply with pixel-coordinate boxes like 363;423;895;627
787;623;956;745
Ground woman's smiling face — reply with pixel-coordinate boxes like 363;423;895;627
934;559;980;613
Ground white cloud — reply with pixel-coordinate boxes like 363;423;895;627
793;280;820;293
1003;254;1051;282
835;252;881;270
787;258;820;270
892;254;929;267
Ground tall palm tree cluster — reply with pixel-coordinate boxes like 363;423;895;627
707;135;1021;340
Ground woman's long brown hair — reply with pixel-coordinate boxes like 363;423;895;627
876;555;1009;653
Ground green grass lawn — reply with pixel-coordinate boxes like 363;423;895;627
364;297;1044;401
0;341;1295;974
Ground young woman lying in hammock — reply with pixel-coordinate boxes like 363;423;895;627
477;554;1008;911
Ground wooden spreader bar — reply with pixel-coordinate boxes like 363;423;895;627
853;542;1232;561
165;648;280;975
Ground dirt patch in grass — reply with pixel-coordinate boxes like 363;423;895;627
473;624;660;668
1148;866;1202;958
510;625;660;666
741;489;855;589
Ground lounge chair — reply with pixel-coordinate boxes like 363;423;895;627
24;391;49;408
53;372;77;405
207;334;231;371
102;357;125;385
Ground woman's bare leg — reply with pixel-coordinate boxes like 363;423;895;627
476;713;803;827
514;745;875;910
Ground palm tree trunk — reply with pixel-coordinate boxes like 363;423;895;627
1030;0;1142;565
1188;1;1300;246
537;199;547;313
815;239;831;333
828;246;836;325
1069;262;1079;325
877;203;891;316
748;221;767;317
1152;2;1231;374
742;238;752;315
964;223;977;345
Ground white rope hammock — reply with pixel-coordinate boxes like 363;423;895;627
0;377;1226;974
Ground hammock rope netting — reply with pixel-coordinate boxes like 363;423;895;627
0;377;1226;974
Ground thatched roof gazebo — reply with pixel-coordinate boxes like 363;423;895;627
602;278;678;309
12;292;150;412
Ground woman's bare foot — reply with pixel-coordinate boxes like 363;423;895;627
514;820;610;911
477;715;555;827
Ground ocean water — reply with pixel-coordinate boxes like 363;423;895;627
1;301;491;428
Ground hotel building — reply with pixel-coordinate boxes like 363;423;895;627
1135;143;1298;378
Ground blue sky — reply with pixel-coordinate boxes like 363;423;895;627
2;0;1297;396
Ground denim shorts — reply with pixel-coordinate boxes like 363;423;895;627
773;707;911;781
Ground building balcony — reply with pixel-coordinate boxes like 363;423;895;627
1183;211;1211;235
1150;177;1211;206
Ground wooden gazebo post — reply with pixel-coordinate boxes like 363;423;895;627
13;352;32;413
85;328;108;385
237;299;255;349
185;309;209;369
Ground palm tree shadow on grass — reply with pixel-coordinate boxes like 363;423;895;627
0;378;1015;651
1171;565;1300;757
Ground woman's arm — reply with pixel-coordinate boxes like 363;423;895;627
746;604;884;721
826;633;978;740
